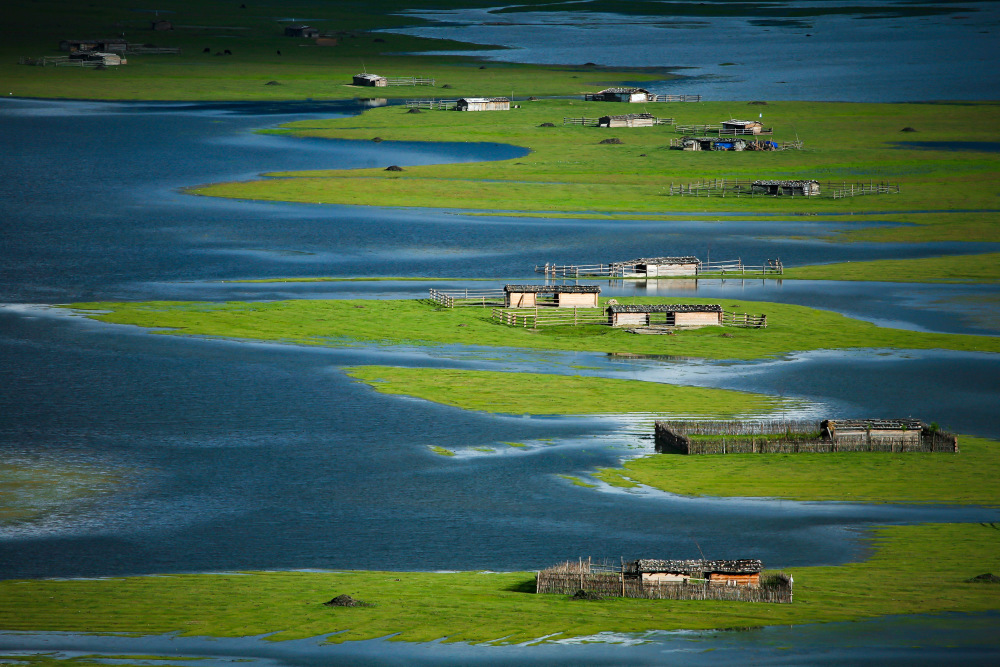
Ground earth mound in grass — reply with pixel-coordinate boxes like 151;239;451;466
324;594;374;607
966;573;1000;583
571;589;603;601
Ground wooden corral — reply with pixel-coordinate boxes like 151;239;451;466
752;179;821;196
456;97;510;111
284;25;319;38
598;113;656;128
353;73;387;87
69;51;123;66
535;557;791;603
504;284;600;308
607;304;723;328
655;419;960;455
585;87;652;103
59;39;127;53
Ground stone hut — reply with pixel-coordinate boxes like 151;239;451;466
456;97;510;111
586;87;652;103
752;180;820;196
284;25;319;38
504;285;600;308
353;73;387;87
626;559;763;587
598;113;655;128
617;256;701;277
607;304;722;327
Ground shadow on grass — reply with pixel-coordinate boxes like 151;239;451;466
503;578;537;594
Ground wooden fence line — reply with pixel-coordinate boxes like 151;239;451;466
667;178;898;198
404;99;458;110
429;288;504;308
536;571;792;603
386;77;435;86
534;258;782;278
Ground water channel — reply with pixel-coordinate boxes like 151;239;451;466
1;89;998;663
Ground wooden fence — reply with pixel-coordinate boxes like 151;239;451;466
536;565;791;603
650;94;702;102
19;56;99;67
491;306;608;328
404;99;458;110
534;258;783;278
655;420;959;455
563;116;674;126
666;178;899;198
429;288;504;308
722;312;767;328
831;182;902;198
386;76;435;86
125;46;181;54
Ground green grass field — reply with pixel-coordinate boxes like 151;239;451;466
782;252;1000;283
68;297;1000;360
345;366;788;417
0;523;997;644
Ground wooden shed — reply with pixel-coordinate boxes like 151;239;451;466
284;25;319;38
626;559;763;587
504;285;600;308
722;119;765;134
456;97;510;111
598;113;655;128
608;304;722;327
59;39;128;53
752;180;821;196
587;87;652;103
353;73;387;87
620;256;701;277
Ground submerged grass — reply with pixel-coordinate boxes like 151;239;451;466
345;366;785;417
596;435;1000;507
67;298;1000;360
0;523;997;643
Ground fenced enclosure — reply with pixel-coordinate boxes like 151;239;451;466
125;46;180;54
19;56;99;67
429;288;504;308
650;94;702;102
491;307;607;328
674;124;773;136
404;99;458;110
386;76;435;86
534;258;783;278
666;178;899;198
655;420;959;454
562;116;674;126
536;558;792;603
722;312;768;328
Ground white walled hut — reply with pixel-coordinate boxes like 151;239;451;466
608;304;723;328
456;97;510;111
626;559;763;587
722;119;765;134
587;87;651;103
752;180;821;196
599;113;656;128
621;256;702;277
353;73;387;87
504;285;601;308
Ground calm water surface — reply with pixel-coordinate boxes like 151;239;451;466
1;97;998;662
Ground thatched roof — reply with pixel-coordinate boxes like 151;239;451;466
752;179;819;186
608;304;721;314
505;284;601;293
602;113;655;121
824;418;924;431
459;97;510;103
598;87;650;94
627;559;763;575
354;73;384;81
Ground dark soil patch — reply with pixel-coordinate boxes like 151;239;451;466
372;137;383;142
599;138;623;144
571;589;603;600
966;573;1000;583
385;165;404;171
539;122;555;127
323;594;375;607
406;108;422;114
901;127;918;132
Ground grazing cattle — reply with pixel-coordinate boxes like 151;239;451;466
203;47;210;53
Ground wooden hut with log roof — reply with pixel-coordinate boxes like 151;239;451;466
752;179;820;196
598;113;656;128
504;284;600;308
586;87;652;103
607;304;722;328
284;25;319;38
353;73;387;87
821;419;924;447
616;256;701;276
456;97;510;111
722;119;766;134
625;559;763;587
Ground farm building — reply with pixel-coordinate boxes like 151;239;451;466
722;119;765;134
284;25;319;38
655;419;959;455
456;97;510;111
353;73;387;87
607;304;722;328
752;179;821;196
618;256;701;276
535;557;791;602
504;285;600;308
150;19;173;31
598;113;655;128
586;87;652;103
626;559;763;587
71;52;123;66
59;39;127;53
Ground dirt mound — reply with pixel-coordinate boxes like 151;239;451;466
571;589;602;600
372;137;383;143
406;108;422;114
323;594;374;607
599;138;623;144
967;573;1000;583
900;127;918;132
539;122;555;127
264;81;280;86
385;165;404;171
